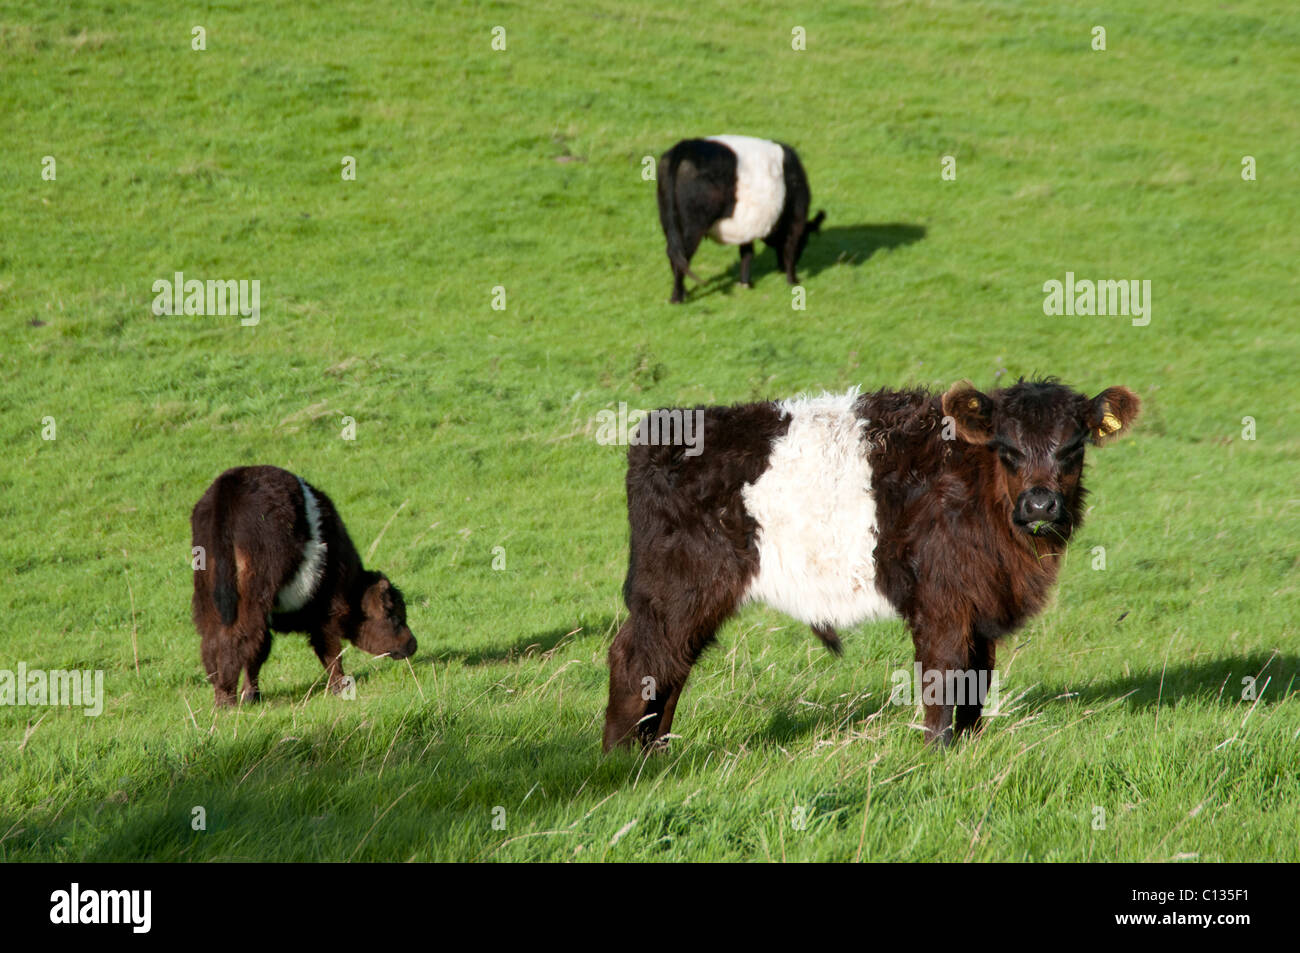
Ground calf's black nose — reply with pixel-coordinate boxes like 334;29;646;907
1017;487;1062;524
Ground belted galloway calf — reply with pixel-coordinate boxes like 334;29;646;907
603;379;1139;749
191;465;416;705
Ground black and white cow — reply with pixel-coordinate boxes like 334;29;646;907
656;136;826;303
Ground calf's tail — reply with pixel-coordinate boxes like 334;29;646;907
206;473;240;626
811;624;843;656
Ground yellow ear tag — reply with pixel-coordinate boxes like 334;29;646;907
968;398;980;410
1100;412;1121;435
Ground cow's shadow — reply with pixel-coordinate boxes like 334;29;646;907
687;222;926;300
746;652;1298;748
432;619;615;667
797;222;927;279
1024;653;1299;712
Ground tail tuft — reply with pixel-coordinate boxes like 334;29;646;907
213;579;238;626
811;624;842;656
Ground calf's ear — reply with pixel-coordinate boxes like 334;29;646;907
941;381;995;443
1089;386;1140;445
361;574;391;614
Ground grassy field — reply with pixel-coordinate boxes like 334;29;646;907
1;0;1297;862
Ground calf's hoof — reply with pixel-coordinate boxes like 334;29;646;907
924;727;954;748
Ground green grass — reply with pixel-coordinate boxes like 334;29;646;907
1;0;1297;861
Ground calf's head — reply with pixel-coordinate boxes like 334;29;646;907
942;379;1140;540
351;573;417;659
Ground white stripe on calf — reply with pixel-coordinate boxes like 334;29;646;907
705;135;787;246
274;477;328;613
741;390;898;630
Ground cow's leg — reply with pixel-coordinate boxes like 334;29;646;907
668;228;706;304
603;606;725;752
911;621;970;747
309;625;347;695
201;627;242;707
241;628;273;703
670;263;687;304
767;226;788;277
954;636;995;737
203;610;273;708
653;681;687;744
603;614;656;750
738;242;755;287
633;670;690;750
638;612;723;750
604;611;694;751
783;220;806;285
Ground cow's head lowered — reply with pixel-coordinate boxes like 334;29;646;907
942;379;1140;541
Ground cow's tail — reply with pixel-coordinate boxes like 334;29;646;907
808;210;827;233
657;151;702;283
811;624;843;657
204;472;240;626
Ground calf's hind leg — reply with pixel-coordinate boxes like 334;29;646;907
201;629;241;707
242;629;273;703
202;620;264;707
603;609;719;752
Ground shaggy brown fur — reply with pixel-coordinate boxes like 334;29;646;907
190;465;416;706
603;379;1139;750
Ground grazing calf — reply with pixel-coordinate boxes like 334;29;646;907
603;379;1140;750
657;135;826;303
191;465;416;706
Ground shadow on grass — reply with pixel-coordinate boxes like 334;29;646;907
759;694;891;748
798;222;928;279
242;649;401;705
684;222;927;301
433;619;616;666
33;719;675;861
744;652;1298;749
214;621;618;705
1029;652;1299;712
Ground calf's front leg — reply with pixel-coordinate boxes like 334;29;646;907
309;626;347;695
954;636;995;738
910;622;971;747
